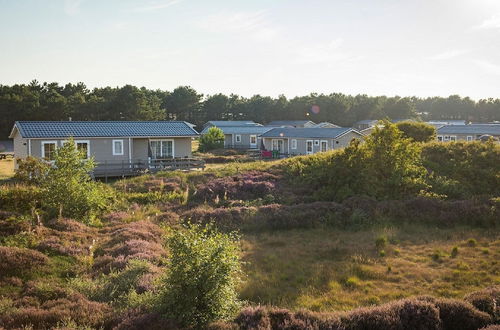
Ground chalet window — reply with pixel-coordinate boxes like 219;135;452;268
250;135;257;145
443;136;450;141
150;140;173;159
306;140;313;154
437;135;443;142
450;136;456;142
113;140;124;155
41;141;57;160
75;141;90;159
467;136;473;141
291;139;297;149
314;140;320;146
235;135;242;143
271;139;284;152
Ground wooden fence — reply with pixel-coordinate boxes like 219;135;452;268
93;158;205;180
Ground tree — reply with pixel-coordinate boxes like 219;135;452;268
198;127;225;152
396;121;436;142
159;223;242;327
40;138;115;223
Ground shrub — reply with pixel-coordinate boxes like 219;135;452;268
0;246;48;276
39;138;117;223
14;156;50;185
467;238;477;247
464;286;499;321
0;184;42;213
396;121;436;142
375;235;388;250
451;246;459;258
159;223;242;327
199;127;225;152
435;298;492;330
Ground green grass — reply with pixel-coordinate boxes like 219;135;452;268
0;159;14;181
239;225;500;312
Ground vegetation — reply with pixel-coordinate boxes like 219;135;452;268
396;120;437;142
198;126;225;152
2;81;500;139
0;123;498;329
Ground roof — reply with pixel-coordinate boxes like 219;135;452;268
10;121;199;139
267;120;315;127
354;119;378;125
204;121;261;127
201;126;273;135
313;122;340;128
437;124;500;135
261;127;361;139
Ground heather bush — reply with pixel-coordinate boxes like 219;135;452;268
464;286;499;321
0;246;48;276
113;308;178;330
0;292;111;329
159;223;242;327
435;298;492;330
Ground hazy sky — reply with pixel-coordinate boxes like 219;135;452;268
1;0;500;99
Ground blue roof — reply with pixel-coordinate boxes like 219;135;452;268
437;124;500;135
11;121;199;138
267;120;315;127
204;121;261;127
261;127;360;139
201;126;273;135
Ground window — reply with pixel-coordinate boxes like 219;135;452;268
150;140;174;159
314;140;320;146
235;135;242;143
437;135;443;142
306;140;313;154
450;136;456;142
291;139;297;149
75;140;90;159
444;136;450;142
41;141;57;160
320;140;328;152
467;136;473;141
113;139;124;155
250;135;257;147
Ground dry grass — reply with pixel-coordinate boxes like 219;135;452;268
239;225;500;312
0;159;14;181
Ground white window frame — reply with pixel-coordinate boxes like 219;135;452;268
249;135;257;147
291;139;297;150
271;139;284;152
467;136;473;141
112;139;124;156
450;136;456;142
320;140;328;152
41;141;57;160
75;140;90;159
443;135;450;142
314;140;320;146
235;134;242;143
150;139;175;159
437;135;443;142
306;140;313;154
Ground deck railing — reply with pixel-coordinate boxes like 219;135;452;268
93;158;205;180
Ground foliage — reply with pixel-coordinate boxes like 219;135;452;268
199;126;225;152
396;120;436;142
13;156;50;185
422;141;500;197
0;246;48;276
39;138;116;223
0;184;42;213
159;223;242;327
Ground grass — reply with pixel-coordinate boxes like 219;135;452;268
0;159;14;181
239;225;500;312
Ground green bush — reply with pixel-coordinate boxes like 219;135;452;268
396;121;436;142
199;127;225;152
39;138;117;223
159;223;242;327
13;156;50;185
0;184;42;213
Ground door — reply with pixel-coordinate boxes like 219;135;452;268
272;139;284;152
320;140;328;152
250;135;257;148
306;140;313;154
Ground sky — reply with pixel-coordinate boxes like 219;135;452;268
1;0;500;99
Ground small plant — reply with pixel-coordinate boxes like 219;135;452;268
198;127;225;152
379;250;386;257
344;276;361;289
393;248;401;256
431;250;444;262
451;246;459;258
467;238;477;247
481;248;489;255
375;235;388;250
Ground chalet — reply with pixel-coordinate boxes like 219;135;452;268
436;124;500;142
260;127;363;155
9;121;200;175
201;124;272;149
266;120;316;128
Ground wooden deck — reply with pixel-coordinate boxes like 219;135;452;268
93;158;205;180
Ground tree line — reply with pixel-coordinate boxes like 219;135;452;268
1;80;499;138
